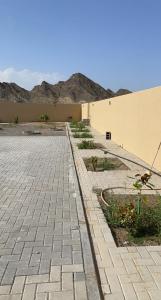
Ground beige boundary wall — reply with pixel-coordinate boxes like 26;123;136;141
0;102;81;122
82;86;161;171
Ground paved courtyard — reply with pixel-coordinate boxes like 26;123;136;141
0;136;100;300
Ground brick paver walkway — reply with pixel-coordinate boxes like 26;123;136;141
0;136;100;300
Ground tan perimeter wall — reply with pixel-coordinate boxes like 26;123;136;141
82;86;161;171
0;103;81;122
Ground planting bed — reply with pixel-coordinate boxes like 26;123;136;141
84;156;129;171
100;190;161;246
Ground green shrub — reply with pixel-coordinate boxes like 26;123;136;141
71;128;90;133
103;159;117;170
73;132;93;138
73;133;81;138
70;121;79;128
70;121;86;129
77;140;97;149
40;114;49;122
131;204;161;237
77;122;85;130
103;199;136;228
103;194;161;238
80;132;93;138
130;171;154;215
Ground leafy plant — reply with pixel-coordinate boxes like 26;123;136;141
71;128;90;133
70;121;79;128
78;140;97;149
77;122;85;130
102;200;121;227
129;171;154;215
70;121;86;129
73;132;93;138
119;202;136;228
40;114;49;122
103;196;136;228
80;132;93;138
103;159;117;170
103;192;161;238
131;202;161;237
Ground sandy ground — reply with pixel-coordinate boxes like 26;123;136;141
0;122;66;136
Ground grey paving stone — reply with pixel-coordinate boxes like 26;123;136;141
74;272;86;282
11;276;25;294
12;242;24;255
0;136;100;299
1;267;16;285
0;255;20;262
22;283;36;300
0;249;12;256
72;251;83;264
16;266;39;276
39;260;51;275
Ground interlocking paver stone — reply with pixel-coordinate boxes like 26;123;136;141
0;136;100;299
11;276;25;294
0;285;11;295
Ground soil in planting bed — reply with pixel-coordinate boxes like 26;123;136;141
84;157;129;171
100;191;161;246
0;122;66;136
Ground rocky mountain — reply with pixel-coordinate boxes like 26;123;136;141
0;73;132;103
115;89;132;97
0;82;30;103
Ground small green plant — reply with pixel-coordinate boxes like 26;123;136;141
40;114;49;122
103;199;136;228
73;133;81;138
14;116;19;124
71;128;90;133
70;121;86;129
73;132;93;138
129;171;154;215
70;121;79;128
80;132;93;138
119;202;136;228
77;122;85;130
103;159;118;170
131;204;161;237
77;140;97;149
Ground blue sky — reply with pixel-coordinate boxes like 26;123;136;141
0;0;161;91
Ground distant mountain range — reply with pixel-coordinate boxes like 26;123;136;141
0;73;132;104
